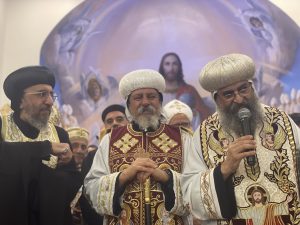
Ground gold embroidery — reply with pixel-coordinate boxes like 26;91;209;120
1;113;60;169
200;106;300;224
155;203;176;225
263;108;296;194
113;133;139;153
260;107;287;150
244;162;260;181
202;114;234;167
200;170;217;219
265;148;296;193
152;133;178;153
108;124;184;225
158;163;171;170
134;147;151;159
233;175;245;187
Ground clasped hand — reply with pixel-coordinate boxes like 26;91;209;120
119;158;169;186
51;142;73;165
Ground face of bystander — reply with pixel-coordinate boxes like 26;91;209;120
104;111;128;131
168;113;192;130
70;138;88;169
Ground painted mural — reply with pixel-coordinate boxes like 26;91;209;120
40;0;300;144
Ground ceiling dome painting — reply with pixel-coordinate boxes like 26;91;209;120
41;0;300;143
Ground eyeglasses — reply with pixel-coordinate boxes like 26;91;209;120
217;82;252;101
24;91;58;101
105;116;126;125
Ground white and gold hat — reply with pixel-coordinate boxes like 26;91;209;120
67;127;89;144
119;69;165;100
163;99;193;123
199;53;255;93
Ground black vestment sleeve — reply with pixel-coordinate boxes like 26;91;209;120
0;141;52;225
160;169;175;211
113;173;126;215
213;164;237;219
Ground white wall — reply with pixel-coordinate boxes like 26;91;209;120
0;0;6;104
0;0;299;106
0;0;84;105
270;0;300;26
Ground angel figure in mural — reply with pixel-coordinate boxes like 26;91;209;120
58;18;93;62
234;0;283;105
43;16;102;71
239;0;279;61
78;67;118;116
60;104;78;129
54;1;103;64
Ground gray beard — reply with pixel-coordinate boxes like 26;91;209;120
132;105;161;131
22;108;50;131
217;94;264;136
27;117;48;130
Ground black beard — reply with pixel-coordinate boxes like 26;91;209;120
217;94;264;136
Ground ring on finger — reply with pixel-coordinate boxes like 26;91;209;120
63;147;69;153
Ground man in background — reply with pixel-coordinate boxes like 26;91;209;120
67;127;89;171
163;99;200;225
66;126;102;225
98;104;128;141
163;99;193;131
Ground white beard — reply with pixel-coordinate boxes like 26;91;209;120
132;105;161;131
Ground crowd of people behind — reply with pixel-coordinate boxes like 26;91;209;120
0;53;300;225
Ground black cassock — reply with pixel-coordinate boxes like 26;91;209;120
0;119;81;225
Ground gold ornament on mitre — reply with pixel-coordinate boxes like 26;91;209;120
67;127;89;144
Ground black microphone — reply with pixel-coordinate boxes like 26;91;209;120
238;108;256;166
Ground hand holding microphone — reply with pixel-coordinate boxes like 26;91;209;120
220;107;257;179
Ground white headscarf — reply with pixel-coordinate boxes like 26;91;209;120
163;99;193;123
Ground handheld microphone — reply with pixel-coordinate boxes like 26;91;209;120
238;108;256;166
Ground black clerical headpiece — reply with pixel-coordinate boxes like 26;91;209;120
101;104;126;122
3;66;55;111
